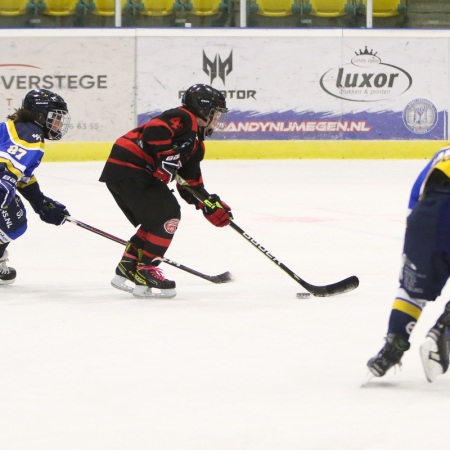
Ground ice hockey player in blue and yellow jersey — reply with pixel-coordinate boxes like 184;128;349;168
367;146;450;383
0;89;71;285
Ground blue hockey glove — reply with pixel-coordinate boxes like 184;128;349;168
31;196;69;225
0;172;17;209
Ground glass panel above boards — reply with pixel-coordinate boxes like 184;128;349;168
0;1;449;29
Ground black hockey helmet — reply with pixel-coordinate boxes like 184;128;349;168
182;84;228;137
182;84;227;121
22;89;70;140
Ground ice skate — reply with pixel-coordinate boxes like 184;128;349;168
0;250;16;285
111;244;137;294
420;324;450;383
421;301;450;382
367;333;410;377
133;261;176;299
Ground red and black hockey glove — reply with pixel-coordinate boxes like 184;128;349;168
153;149;181;184
201;194;232;227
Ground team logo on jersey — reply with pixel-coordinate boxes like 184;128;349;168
203;50;233;85
320;47;412;102
164;218;179;234
402;98;438;134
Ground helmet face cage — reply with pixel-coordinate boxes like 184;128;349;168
22;89;70;140
46;109;71;140
204;107;228;137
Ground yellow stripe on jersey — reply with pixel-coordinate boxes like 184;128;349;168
6;121;43;151
434;159;450;178
392;298;423;320
0;157;23;179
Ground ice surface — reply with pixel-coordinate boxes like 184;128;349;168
1;159;450;450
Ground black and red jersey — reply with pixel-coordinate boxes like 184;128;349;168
99;107;206;190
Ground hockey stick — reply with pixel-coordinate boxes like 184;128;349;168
65;217;232;284
175;174;359;297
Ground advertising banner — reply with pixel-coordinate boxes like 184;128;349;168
0;35;135;142
137;35;448;141
1;31;446;144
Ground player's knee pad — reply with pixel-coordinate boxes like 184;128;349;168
0;196;28;243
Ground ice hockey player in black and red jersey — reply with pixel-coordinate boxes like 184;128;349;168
0;89;71;285
99;84;232;299
367;146;450;383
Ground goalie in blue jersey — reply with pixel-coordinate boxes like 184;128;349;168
0;89;71;285
368;146;450;382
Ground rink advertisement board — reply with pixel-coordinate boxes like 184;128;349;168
0;31;135;143
0;30;448;144
137;32;448;141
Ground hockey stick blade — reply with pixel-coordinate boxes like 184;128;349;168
230;221;359;297
203;270;232;284
161;258;233;284
296;275;359;298
66;217;233;284
174;174;359;298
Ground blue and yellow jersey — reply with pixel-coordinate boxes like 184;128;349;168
409;146;450;210
0;120;45;187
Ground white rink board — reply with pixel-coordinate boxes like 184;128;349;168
136;32;449;140
137;35;448;115
0;33;135;142
0;29;449;142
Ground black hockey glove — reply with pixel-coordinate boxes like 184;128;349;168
0;171;17;209
153;148;182;184
30;196;69;225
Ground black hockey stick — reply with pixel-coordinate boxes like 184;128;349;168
65;217;232;284
175;174;359;297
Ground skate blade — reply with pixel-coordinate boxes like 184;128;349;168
111;275;134;294
420;337;444;383
132;285;177;299
360;370;375;388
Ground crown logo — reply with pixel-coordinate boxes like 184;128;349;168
355;46;378;57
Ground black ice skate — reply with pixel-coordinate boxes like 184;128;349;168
111;243;138;294
0;250;16;285
133;259;176;299
367;333;410;377
420;301;450;382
